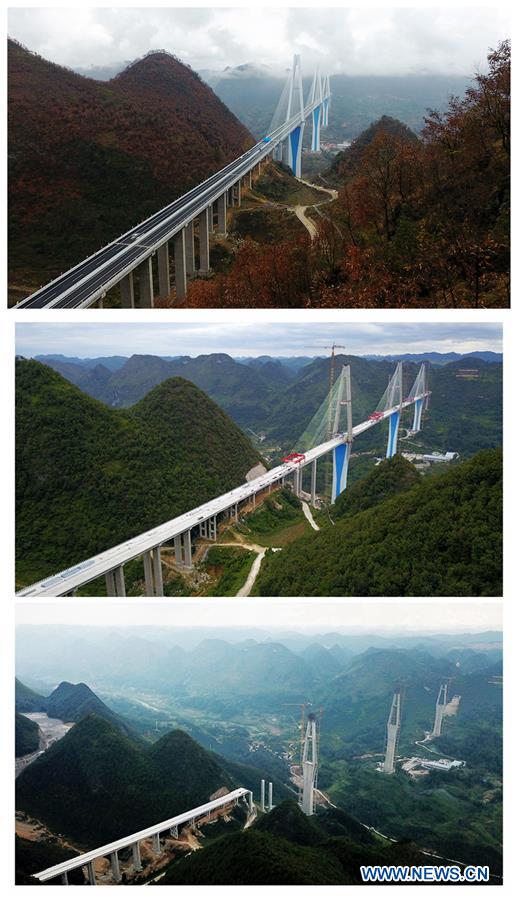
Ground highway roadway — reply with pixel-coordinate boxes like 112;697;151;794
16;395;427;598
15;99;327;311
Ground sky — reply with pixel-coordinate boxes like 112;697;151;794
7;5;510;77
15;599;502;632
15;322;502;359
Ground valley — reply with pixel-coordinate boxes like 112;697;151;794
15;622;502;884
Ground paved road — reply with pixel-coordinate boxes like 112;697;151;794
302;501;320;531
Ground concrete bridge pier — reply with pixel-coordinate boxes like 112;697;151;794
170;825;178;838
217;193;227;236
185;221;196;276
248;171;253;188
61;873;68;885
294;467;302;497
105;566;126;597
152;833;161;854
208;515;218;540
386;410;401;458
86;862;96;885
173;230;187;300
227;187;234;208
311;458;318;507
198;208;211;274
143;547;164;596
174;531;193;568
120;272;135;308
234;181;241;206
157;242;170;299
138;257;154;308
131;842;142;872
110;851;121;883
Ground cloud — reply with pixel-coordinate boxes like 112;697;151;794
15;321;502;360
8;6;510;76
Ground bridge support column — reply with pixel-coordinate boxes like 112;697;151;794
268;782;273;810
114;565;126;597
183;530;193;568
227;187;234;207
143;550;155;597
185;221;196;276
412;398;424;432
132;842;142;871
208;515;217;540
86;862;96;885
120;272;135;308
234;181;241;206
174;230;187;300
386;410;401;458
174;535;183;564
143;547;164;595
332;442;351;503
311;105;322;152
294;467;302;497
261;779;265;811
110;851;121;882
248;171;253;189
152;833;161;854
288;123;305;178
157;242;170;299
152;546;163;596
311;458;317;507
217;193;227;236
198;208;210;274
61;873;68;885
105;566;126;597
138;257;154;308
199;520;208;539
170;825;179;838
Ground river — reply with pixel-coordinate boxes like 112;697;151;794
16;713;73;777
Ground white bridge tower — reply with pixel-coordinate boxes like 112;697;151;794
432;681;449;737
300;713;319;816
382;689;402;774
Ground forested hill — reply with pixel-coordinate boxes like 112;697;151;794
15;360;261;588
160;799;433;885
15;716;237;845
255;449;502;597
8;40;252;294
328;114;418;180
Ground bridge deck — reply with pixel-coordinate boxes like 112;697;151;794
33;788;250;882
15;98;328;310
17;395;427;598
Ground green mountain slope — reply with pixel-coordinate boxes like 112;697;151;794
16;716;236;845
45;681;138;740
160;800;439;885
16;360;261;587
15;678;46;712
15;712;40;757
334;455;420;518
255;449;502;596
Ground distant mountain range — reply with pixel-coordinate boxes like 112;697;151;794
29;351;502;455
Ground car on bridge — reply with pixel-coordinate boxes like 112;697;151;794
367;411;384;421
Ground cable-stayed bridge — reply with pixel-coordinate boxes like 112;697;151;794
15;56;331;311
17;363;430;598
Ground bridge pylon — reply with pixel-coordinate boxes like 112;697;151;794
382;688;402;774
331;365;353;503
386;362;403;458
300;713;318;816
285;54;306;178
431;681;449;737
309;68;324;152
